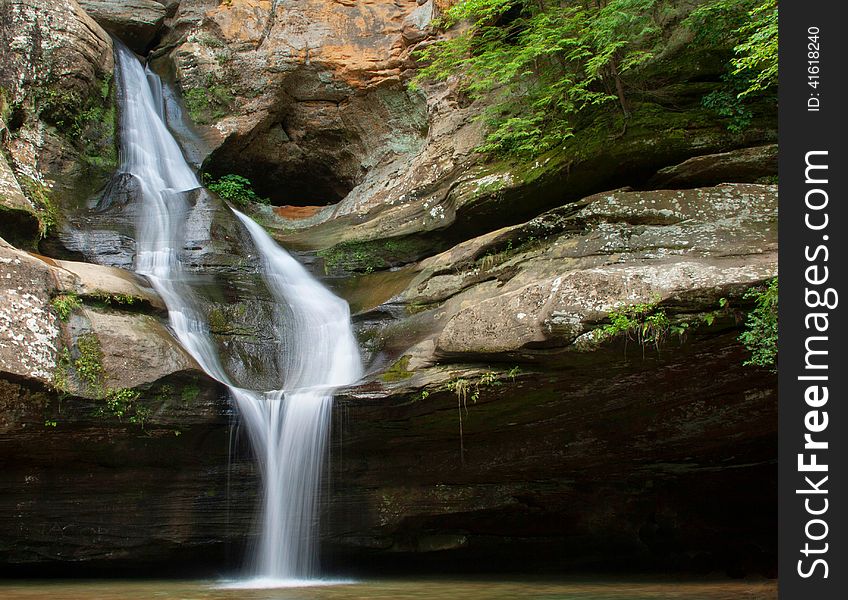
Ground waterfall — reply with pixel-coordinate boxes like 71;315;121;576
113;43;362;585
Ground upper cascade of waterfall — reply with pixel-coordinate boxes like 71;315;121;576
112;40;363;584
115;44;199;195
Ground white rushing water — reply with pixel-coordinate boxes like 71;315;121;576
114;43;362;585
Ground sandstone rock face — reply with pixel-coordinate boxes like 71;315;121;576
328;336;776;574
0;237;198;394
158;0;433;207
0;0;113;98
0;365;249;572
427;184;778;357
317;183;777;574
0;0;116;246
341;184;776;366
0;147;40;247
0;418;256;572
53;258;165;310
0;241;63;383
78;0;167;53
0;235;239;571
146;0;776;265
647;144;778;189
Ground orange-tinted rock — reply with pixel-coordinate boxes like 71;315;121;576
273;205;325;219
159;0;436;205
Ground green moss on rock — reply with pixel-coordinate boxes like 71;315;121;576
381;356;414;382
183;84;233;125
17;175;58;237
318;236;430;275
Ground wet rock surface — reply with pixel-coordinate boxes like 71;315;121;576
0;371;255;573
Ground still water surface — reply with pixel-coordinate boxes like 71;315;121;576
0;578;777;599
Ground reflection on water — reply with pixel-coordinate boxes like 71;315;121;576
0;578;777;600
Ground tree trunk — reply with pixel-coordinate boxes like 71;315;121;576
611;61;630;117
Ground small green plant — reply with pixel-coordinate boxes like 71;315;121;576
51;293;82;321
129;404;151;426
44;419;58;428
101;387;150;426
701;89;753;132
155;384;175;403
32;86;81;131
600;299;672;355
29;76;117;174
214;51;232;67
206;174;269;208
739;278;777;370
478;239;514;272
74;333;105;389
90;292;137;307
477;235;543;272
0;86;11;123
317;237;422;275
197;33;226;48
318;242;382;275
104;388;138;419
53;346;73;391
699;297;730;327
207;306;229;331
447;378;472;464
444;370;505;464
181;382;202;404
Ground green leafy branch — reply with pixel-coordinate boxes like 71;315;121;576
738;277;777;370
205;173;270;208
414;0;663;157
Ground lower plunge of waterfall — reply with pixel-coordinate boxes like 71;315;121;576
110;41;363;586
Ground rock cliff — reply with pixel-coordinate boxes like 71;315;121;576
322;181;776;574
0;0;116;249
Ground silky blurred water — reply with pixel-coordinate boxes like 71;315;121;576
0;578;777;600
113;43;362;582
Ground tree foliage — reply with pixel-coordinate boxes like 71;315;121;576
686;0;777;100
414;0;777;158
739;277;778;370
731;0;777;98
206;174;269;207
415;0;664;157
